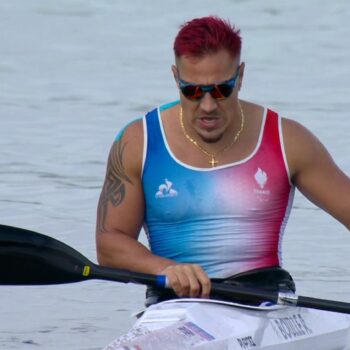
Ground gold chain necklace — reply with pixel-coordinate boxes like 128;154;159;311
179;102;245;167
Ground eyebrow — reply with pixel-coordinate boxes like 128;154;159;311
177;66;240;87
178;71;238;87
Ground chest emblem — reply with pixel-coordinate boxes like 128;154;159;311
255;168;268;189
254;168;270;201
155;178;178;198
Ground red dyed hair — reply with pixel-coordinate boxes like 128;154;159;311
174;16;241;59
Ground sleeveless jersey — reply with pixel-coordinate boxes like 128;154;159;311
141;102;294;278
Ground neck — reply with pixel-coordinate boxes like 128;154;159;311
179;102;245;167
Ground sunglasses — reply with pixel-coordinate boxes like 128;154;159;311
177;66;240;101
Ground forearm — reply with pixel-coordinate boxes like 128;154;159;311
96;231;175;274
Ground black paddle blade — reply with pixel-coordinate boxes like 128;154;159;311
0;225;92;285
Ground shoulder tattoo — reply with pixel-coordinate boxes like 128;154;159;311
97;140;132;233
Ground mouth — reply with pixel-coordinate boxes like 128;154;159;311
197;116;220;131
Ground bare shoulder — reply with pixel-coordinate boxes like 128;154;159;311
281;116;313;136
282;117;322;150
109;118;144;178
281;117;334;179
116;118;143;150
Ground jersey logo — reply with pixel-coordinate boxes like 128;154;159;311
255;168;268;189
155;179;178;198
254;168;270;201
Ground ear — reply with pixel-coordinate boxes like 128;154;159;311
172;65;180;88
237;62;245;91
172;64;178;79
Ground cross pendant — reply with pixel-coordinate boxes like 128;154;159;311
209;157;218;167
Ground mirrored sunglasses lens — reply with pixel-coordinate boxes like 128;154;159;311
210;87;226;99
215;84;233;98
181;86;203;100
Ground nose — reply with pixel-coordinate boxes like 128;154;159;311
199;92;218;114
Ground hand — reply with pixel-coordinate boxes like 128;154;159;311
161;264;211;298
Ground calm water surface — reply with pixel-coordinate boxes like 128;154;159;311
1;0;349;348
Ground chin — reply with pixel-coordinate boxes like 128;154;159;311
198;130;224;143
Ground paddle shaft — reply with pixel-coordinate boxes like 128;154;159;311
91;267;350;314
296;295;350;314
89;263;162;286
210;282;350;314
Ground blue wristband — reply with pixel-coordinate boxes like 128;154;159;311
156;275;167;288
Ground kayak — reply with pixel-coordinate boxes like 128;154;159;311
103;298;350;350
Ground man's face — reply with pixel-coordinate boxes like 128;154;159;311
173;49;244;143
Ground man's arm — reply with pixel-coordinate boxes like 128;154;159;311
95;120;210;297
283;118;350;230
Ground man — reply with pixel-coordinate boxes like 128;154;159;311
95;16;350;304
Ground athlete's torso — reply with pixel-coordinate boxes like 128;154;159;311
141;102;294;278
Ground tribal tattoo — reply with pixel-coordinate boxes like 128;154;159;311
96;140;132;233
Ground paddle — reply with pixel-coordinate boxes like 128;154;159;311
1;224;350;315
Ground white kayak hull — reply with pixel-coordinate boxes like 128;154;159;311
104;298;350;350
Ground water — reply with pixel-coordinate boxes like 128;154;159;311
0;0;349;348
